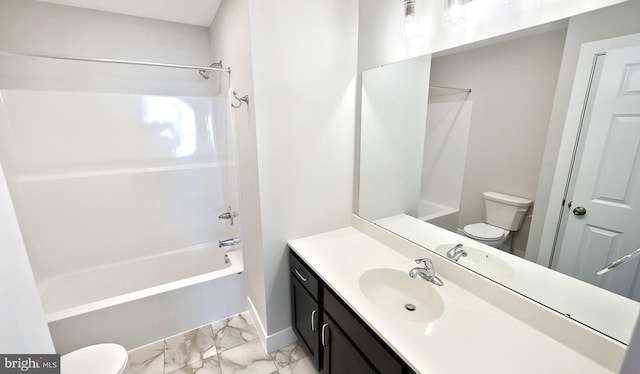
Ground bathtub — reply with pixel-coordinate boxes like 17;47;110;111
417;200;460;232
42;243;247;353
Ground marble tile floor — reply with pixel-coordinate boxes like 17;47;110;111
127;311;318;374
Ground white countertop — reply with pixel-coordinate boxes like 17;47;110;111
288;226;614;374
375;214;639;344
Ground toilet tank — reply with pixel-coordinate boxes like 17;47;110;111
483;191;532;231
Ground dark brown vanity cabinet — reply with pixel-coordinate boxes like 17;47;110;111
290;251;321;369
289;248;415;374
290;275;320;368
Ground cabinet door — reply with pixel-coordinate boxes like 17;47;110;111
323;289;403;374
321;314;376;374
291;274;321;369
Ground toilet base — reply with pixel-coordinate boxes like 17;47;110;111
470;237;507;248
462;223;511;248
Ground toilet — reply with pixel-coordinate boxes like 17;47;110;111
463;191;532;248
61;344;128;374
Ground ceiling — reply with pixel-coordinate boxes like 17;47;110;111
37;0;221;27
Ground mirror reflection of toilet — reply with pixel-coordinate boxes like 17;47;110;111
61;344;128;374
463;192;532;249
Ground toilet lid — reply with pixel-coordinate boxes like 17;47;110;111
61;344;128;374
464;223;505;240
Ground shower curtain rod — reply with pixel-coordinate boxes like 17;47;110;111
0;49;231;73
429;85;472;93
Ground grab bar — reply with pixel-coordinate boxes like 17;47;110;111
597;247;640;275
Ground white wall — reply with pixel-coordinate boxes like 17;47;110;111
209;0;266;334
0;162;54;353
359;55;431;221
0;0;211;96
358;0;627;71
247;0;359;340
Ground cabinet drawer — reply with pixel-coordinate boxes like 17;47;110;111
324;288;403;374
289;250;319;300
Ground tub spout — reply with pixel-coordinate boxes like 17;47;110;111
219;237;241;248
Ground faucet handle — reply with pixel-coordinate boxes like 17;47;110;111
415;258;433;268
413;257;440;283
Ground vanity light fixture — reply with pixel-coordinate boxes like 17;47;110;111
403;0;421;40
443;0;471;26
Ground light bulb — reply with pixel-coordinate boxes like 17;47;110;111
403;0;421;40
444;0;469;26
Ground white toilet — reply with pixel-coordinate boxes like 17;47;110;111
463;191;532;248
61;344;128;374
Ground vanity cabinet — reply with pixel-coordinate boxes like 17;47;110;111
290;252;321;369
289;249;415;374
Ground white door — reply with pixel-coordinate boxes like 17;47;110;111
556;45;640;300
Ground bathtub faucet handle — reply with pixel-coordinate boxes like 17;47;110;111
218;206;240;225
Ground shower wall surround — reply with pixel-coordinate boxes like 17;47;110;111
0;89;240;284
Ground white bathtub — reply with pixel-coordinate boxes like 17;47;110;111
42;243;247;353
418;200;460;232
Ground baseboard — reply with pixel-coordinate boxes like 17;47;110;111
265;327;297;353
247;297;297;353
247;297;268;351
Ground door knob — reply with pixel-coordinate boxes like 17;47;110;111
572;206;587;216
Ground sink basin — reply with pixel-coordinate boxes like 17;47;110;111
434;244;515;280
359;268;444;322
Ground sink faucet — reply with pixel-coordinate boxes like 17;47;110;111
446;244;467;262
409;258;444;286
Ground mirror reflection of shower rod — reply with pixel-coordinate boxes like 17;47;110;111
0;49;231;74
429;85;472;93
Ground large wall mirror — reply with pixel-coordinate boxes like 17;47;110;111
358;2;640;344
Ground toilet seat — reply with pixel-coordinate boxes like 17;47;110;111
61;344;128;374
463;223;506;240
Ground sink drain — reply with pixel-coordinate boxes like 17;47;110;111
404;303;416;311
